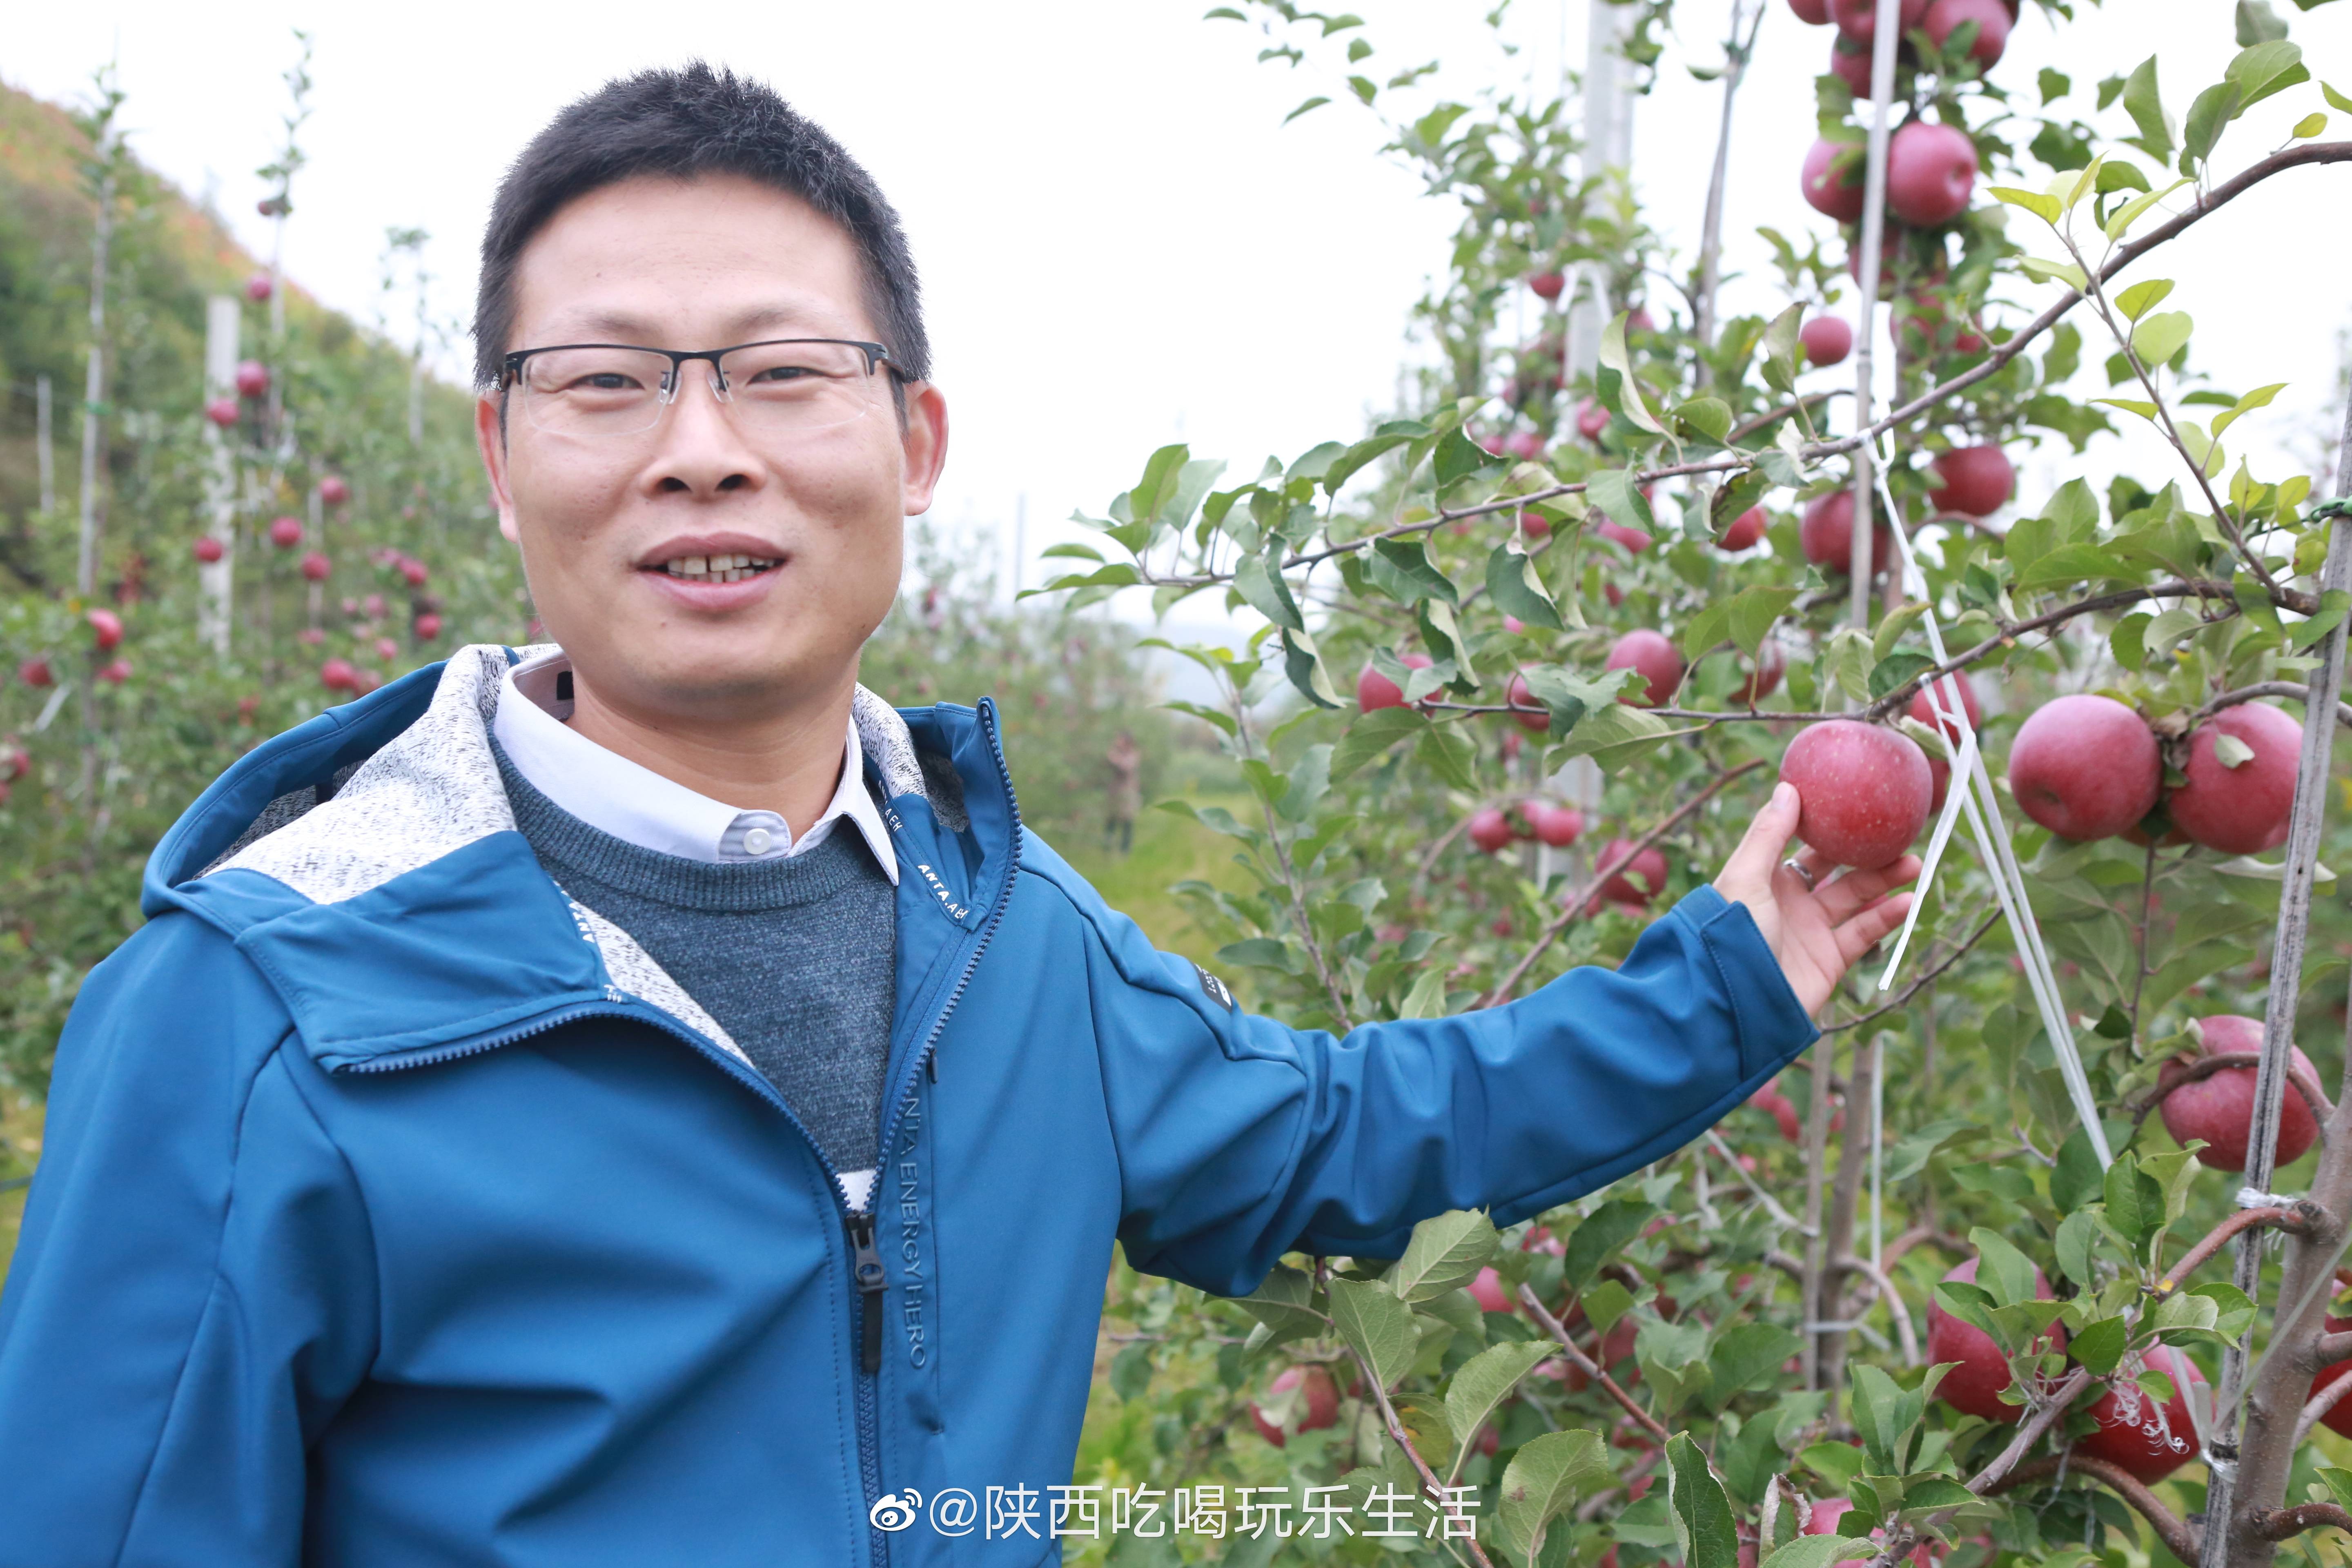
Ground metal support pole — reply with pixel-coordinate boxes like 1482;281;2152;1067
35;374;54;515
1846;0;1902;632
200;295;240;654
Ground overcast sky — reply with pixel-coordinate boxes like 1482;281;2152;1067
11;2;2349;608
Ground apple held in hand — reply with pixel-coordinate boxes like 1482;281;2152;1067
1606;629;1684;708
2158;1014;2320;1172
1928;1256;2063;1422
1886;121;1979;227
1800;316;1853;367
2006;694;2160;842
2168;702;2301;854
1802;138;1867;223
2077;1347;2208;1482
1779;720;1933;871
1927;445;2013;516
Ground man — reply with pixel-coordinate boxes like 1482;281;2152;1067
0;64;1913;1567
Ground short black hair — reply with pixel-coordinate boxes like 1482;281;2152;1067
472;62;927;389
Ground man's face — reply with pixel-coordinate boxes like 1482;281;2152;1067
477;173;947;722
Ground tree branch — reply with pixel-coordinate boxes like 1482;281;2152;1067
2154;1205;2318;1296
1820;908;2001;1033
1984;1454;2199;1561
2252;1502;2352;1542
2131;1053;2338;1134
1517;1283;1670;1444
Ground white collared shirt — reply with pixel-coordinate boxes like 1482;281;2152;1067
493;650;898;884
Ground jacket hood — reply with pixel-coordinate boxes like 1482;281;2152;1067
142;644;1013;1073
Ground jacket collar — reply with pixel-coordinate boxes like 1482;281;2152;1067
143;645;1013;1072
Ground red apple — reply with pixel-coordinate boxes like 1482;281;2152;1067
96;658;130;685
1595;839;1669;905
1886;121;1978;227
1801;316;1854;367
375;637;401;663
2169;702;2302;855
2078;1347;2207;1482
1575;400;1612;441
204;397;241;428
1789;0;1831;20
1829;36;1876;94
235;360;270;399
86;608;123;650
1802;138;1868;223
1929;1257;2064;1422
1505;670;1550;733
320;658;359;693
1928;445;2013;517
1529;271;1566;301
1752;1085;1804;1143
2158;1014;2321;1172
1250;1364;1340;1448
193;536;225;564
1780;719;1933;870
1561;1318;1641;1392
1924;0;2011;66
1720;506;1766;551
412;612;442;643
1831;0;1930;41
1504;430;1544;459
318;475;350;506
0;742;27;782
300;552;332;583
268;516;305;550
1606;630;1684;709
1907;673;1980;740
18;658;53;688
1526;802;1586;848
1733;641;1787;704
2007;695;2160;842
364;593;388;619
1800;490;1896;576
1469;1267;1512;1314
298;628;325;646
2310;1315;2352;1439
1359;652;1434;712
400;558;431;588
1595;519;1653;556
245;272;274;302
1469;808;1516;855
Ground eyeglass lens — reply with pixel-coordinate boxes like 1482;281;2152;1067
516;341;883;439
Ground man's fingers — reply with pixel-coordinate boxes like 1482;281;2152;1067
1725;782;1800;887
1834;892;1915;964
1813;854;1923;920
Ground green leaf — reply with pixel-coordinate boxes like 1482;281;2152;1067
1434;428;1504;490
1323;426;1424;494
2054;1127;2107;1212
1587;469;1657;535
1331;707;1426;779
1040;541;1106;563
2183;80;2244;167
1728;585;1801;657
1990;185;2063;225
2238;0;2292;43
1369;537;1461;606
1487;544;1564;630
1868;651;1936;702
1969;1228;2040;1307
1674;397;1734;445
1664;1432;1742;1568
1551;702;1674;767
1707;1324;1806;1410
2105;178;2193;241
2018;256;2089;290
1281;628;1342;710
2096;397;2162;422
2328;81;2352;114
1414;724;1479;791
1497;1430;1610;1568
1219;937;1295;973
1797;1440;1868;1494
1283;95;1332;124
2213;381;2290;437
1328;1276;1420;1392
2123;56;2175;161
1760;1539;1878;1568
1392;1209;1501;1302
1562;1197;1654;1290
2115;278;2176;321
2131;310;2194;369
2289;588;2352;652
1848;1363;1917;1474
2014;543;2134;590
2056;1209;2102;1287
1232;551;1304;630
1445;1340;1556;1470
1235;1262;1325;1338
2321;1467;2352;1517
1761;303;1805;394
2228;39;2309;109
1873;601;1934;662
2071;1314;2129;1374
1598;314;1667;435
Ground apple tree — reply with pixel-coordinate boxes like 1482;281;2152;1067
1056;5;2352;1567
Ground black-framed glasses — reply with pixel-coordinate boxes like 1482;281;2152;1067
499;339;904;440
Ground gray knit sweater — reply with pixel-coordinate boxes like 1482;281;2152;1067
493;742;898;1181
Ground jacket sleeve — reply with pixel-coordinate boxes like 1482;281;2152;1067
0;911;376;1568
1061;855;1817;1297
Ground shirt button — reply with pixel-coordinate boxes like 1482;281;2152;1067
743;827;774;855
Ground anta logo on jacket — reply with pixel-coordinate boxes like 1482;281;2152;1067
0;644;1817;1567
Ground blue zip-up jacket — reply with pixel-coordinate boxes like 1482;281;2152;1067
0;644;1817;1568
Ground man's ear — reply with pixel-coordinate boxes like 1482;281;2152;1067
899;382;949;518
475;394;522;545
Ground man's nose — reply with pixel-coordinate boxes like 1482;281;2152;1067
645;363;765;495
